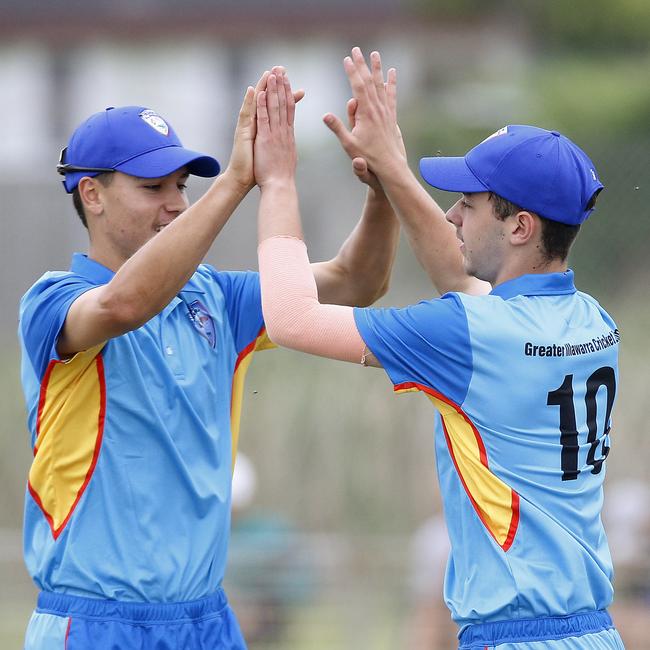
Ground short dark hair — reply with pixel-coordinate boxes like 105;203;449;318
71;173;114;229
488;192;580;262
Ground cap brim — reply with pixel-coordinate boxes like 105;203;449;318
116;145;220;179
419;156;488;193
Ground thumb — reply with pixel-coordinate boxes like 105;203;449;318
351;157;381;190
236;86;257;139
239;86;256;121
323;113;353;150
352;157;368;175
346;98;358;129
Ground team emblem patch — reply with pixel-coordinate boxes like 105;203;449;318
187;300;216;348
139;109;169;136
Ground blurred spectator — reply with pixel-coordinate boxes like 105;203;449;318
405;515;457;649
603;479;650;649
226;453;315;645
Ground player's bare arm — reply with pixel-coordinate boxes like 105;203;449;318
311;94;400;307
58;79;265;357
324;47;490;297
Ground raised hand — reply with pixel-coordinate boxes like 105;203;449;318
324;48;406;180
227;70;304;194
254;68;298;189
343;97;396;192
225;70;271;193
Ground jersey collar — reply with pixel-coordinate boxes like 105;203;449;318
490;270;576;300
70;252;115;284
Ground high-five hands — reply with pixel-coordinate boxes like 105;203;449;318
323;47;406;182
229;69;304;193
254;66;299;189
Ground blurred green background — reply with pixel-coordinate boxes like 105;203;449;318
1;1;649;647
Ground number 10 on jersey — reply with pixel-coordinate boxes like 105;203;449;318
547;366;616;481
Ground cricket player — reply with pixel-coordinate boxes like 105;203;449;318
17;69;399;649
254;53;625;649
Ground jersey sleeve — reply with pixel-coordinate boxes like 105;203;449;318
209;269;269;355
354;293;474;405
19;273;96;381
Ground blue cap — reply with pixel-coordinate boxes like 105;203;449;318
419;125;603;225
58;106;220;193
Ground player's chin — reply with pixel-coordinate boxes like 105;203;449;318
463;258;476;277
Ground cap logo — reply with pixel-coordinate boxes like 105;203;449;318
481;126;509;144
139;109;169;136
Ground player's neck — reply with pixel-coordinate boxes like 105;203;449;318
87;241;128;273
492;255;568;288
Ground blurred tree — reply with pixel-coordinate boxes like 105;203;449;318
537;0;650;53
528;58;650;138
412;0;650;53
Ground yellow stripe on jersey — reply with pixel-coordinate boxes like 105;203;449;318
230;329;275;469
396;382;519;551
28;344;106;539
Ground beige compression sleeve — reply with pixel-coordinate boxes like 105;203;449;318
258;236;366;363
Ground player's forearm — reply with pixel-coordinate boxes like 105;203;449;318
258;235;364;362
315;186;400;306
376;161;483;295
257;179;302;243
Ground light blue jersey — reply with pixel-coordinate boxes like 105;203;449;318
355;271;620;633
19;253;271;603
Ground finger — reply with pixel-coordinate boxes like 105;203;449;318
346;98;358;129
276;71;287;127
267;73;280;131
252;72;270;138
257;90;269;133
293;89;305;104
352;157;380;189
351;46;378;103
343;54;368;103
284;74;296;127
254;70;270;95
323;113;354;151
386;68;397;121
369;51;387;103
238;86;255;123
352;157;368;175
236;86;256;139
271;65;286;76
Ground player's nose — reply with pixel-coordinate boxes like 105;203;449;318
163;187;190;214
445;200;462;226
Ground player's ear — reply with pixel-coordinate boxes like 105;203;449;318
509;210;538;248
78;176;105;218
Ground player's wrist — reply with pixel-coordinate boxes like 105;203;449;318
365;181;388;201
373;154;413;188
257;176;297;193
221;166;254;199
